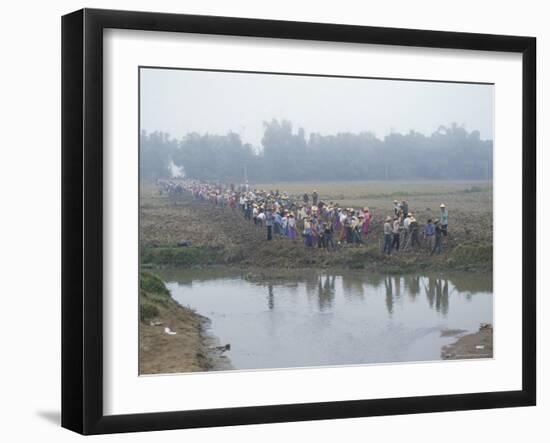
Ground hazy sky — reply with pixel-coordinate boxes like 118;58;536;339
140;68;494;148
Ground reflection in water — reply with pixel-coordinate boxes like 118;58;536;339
267;283;274;310
317;276;336;311
159;268;493;370
437;279;449;316
158;268;492;318
342;276;365;301
394;276;401;300
385;276;394;315
404;275;421;301
260;273;470;318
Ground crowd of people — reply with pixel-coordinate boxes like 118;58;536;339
157;179;449;256
382;200;448;255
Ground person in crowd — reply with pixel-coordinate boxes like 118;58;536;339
256;207;266;227
334;208;342;235
244;199;252;221
393;200;401;216
409;214;421;248
239;194;246;212
401;200;409;218
352;215;363;244
304;217;313;247
281;211;289;236
403;212;411;246
316;219;325;248
362;207;372;238
287;213;298;241
344;210;353;244
439;203;448;236
431;219;443;255
391;216;401;251
324;219;335;250
424;218;435;250
309;217;317;246
265;208;274;240
312;190;319;206
297;205;307;221
273;210;283;236
383;216;393;255
338;209;348;243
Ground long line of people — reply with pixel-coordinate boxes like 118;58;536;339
157;179;448;255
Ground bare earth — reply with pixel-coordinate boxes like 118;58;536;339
441;324;493;360
139;300;209;375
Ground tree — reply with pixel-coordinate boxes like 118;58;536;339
140;131;177;180
142;122;493;182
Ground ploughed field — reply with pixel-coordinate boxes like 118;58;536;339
139;180;492;272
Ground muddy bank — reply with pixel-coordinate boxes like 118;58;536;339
441;324;493;360
139;184;492;273
139;272;230;374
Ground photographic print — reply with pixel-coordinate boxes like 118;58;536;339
138;67;494;375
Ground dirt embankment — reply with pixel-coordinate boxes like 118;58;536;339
441;324;493;360
139;184;492;273
139;272;219;374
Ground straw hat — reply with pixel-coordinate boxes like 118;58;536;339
440;203;446;208
386;216;392;222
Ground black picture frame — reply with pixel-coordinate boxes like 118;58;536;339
61;8;536;435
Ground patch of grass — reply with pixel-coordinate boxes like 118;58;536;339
452;243;493;264
141;246;225;267
140;271;170;296
447;243;493;273
140;303;160;323
139;272;173;321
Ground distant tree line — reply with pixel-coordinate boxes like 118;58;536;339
140;119;493;182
